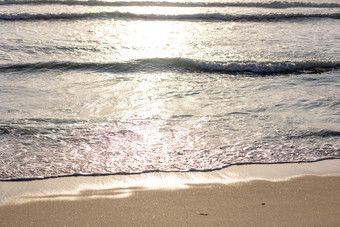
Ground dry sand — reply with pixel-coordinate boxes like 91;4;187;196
1;160;340;226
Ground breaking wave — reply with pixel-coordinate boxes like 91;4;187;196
1;11;339;21
1;0;340;8
1;58;339;75
287;130;340;139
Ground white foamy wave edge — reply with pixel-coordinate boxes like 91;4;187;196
1;12;339;21
1;158;340;182
0;0;339;8
183;59;340;74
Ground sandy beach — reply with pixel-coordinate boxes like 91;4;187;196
1;160;340;226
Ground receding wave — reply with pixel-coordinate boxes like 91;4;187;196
1;58;339;75
2;158;340;181
1;11;339;21
1;0;339;8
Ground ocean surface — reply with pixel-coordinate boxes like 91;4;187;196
0;0;339;180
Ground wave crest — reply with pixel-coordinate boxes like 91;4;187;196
1;58;339;75
1;0;340;8
1;11;339;21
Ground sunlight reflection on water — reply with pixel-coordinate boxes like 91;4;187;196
0;0;339;179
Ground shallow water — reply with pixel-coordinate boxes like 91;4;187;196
0;0;339;180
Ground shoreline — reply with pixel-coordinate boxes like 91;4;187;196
1;159;340;226
2;158;340;182
1;159;340;204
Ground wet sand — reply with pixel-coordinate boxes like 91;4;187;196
1;160;340;226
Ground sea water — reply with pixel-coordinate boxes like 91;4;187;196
0;0;339;180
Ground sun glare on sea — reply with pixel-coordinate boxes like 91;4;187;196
74;5;207;160
120;21;189;59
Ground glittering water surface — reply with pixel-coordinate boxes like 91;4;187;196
0;0;339;180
